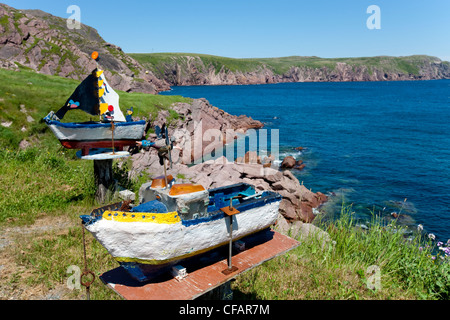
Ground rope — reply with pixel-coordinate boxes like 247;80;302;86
81;221;95;300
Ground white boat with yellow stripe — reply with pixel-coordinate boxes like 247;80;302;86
80;177;282;282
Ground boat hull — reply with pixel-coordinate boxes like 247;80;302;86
46;120;146;155
118;228;275;282
84;201;280;282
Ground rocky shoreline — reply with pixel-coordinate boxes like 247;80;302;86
128;98;328;224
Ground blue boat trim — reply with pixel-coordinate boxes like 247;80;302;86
132;201;169;214
181;212;225;228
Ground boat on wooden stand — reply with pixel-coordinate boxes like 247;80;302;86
44;52;146;156
80;177;282;282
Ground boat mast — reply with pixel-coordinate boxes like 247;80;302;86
92;51;116;155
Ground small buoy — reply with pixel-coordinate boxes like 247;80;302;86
91;51;99;61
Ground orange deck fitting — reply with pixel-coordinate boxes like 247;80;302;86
99;230;300;300
169;184;206;196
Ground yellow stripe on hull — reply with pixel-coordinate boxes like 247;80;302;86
103;211;181;224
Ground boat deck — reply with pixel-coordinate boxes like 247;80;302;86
99;229;300;300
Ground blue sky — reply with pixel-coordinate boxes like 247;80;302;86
3;0;450;61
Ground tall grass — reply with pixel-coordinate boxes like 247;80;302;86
323;206;450;299
234;205;450;300
0;147;96;226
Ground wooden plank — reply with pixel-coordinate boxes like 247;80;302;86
99;230;300;300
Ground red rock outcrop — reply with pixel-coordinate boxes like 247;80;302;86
149;98;263;164
0;3;170;93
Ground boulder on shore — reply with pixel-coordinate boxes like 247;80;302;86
280;156;296;169
280;156;306;171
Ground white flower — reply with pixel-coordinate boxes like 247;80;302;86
428;233;436;240
417;224;423;231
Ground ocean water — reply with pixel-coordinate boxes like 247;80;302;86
161;80;450;242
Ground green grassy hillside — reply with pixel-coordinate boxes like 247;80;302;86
131;52;266;75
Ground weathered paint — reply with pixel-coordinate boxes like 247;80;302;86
103;211;181;224
47;120;146;142
47;120;146;155
85;201;279;268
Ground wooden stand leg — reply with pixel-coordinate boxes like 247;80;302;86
94;159;114;204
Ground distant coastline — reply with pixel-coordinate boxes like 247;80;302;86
130;53;450;88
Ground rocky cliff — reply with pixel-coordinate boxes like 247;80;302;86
131;53;450;87
0;3;170;93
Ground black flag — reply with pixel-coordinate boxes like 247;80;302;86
55;70;100;120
